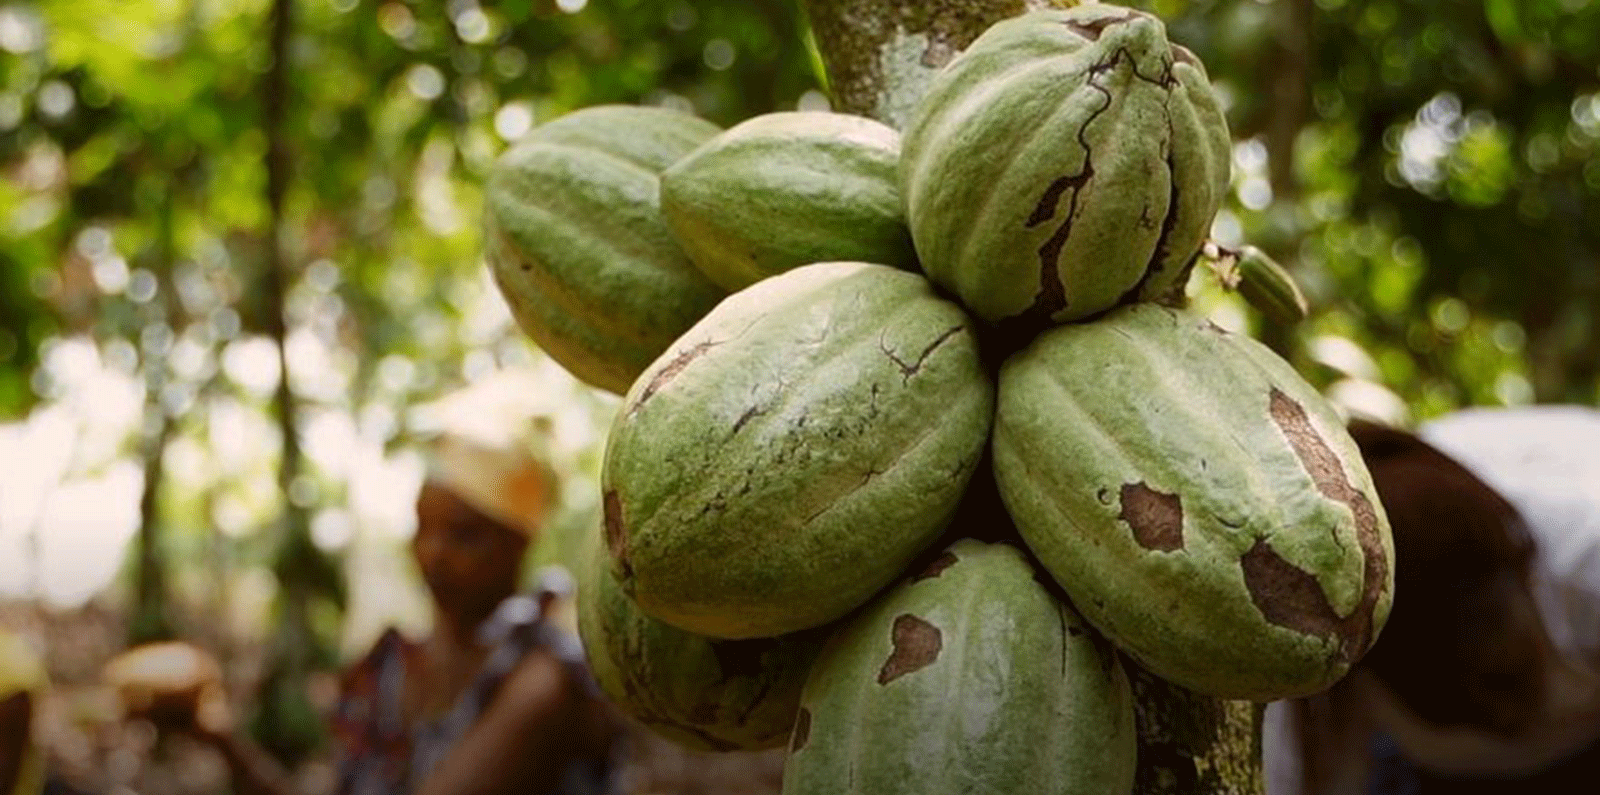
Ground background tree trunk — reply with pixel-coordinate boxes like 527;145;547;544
799;1;1265;792
127;184;178;647
1254;0;1315;359
250;0;345;766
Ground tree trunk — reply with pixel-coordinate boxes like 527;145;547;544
251;0;339;766
128;367;176;645
799;1;1265;792
1264;0;1312;207
1254;0;1316;360
128;183;179;647
800;0;1064;130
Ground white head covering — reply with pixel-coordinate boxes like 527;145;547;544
425;433;557;538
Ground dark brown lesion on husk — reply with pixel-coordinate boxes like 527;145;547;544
993;106;1103;341
1171;43;1200;68
1239;540;1344;639
996;40;1185;344
912;551;960;581
791;707;812;751
876;614;943;685
632;339;719;411
1120;482;1186;552
603;490;634;585
0;690;32;795
1063;9;1142;41
729;403;768;436
1240;389;1388;663
1112;51;1197;313
879;324;966;383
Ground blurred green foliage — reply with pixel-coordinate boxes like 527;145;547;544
1160;0;1600;414
0;0;823;763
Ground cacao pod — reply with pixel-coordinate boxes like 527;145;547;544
783;539;1136;795
0;630;44;795
900;4;1231;331
603;262;993;639
660;111;917;291
575;527;825;752
485;104;727;395
993;304;1394;700
1235;245;1310;325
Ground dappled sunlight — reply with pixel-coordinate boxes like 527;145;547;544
0;410;139;606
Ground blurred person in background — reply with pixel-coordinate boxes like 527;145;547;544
1266;406;1600;794
103;433;624;795
0;628;45;795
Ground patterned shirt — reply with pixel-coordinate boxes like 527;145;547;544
332;577;618;795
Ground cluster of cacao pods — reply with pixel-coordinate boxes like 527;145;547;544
483;3;1394;791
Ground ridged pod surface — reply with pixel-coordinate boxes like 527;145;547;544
574;529;825;752
783;539;1136;795
0;629;44;795
993;304;1394;700
660;111;917;291
485;105;726;395
900;4;1231;330
603;262;993;639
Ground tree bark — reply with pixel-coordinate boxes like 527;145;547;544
252;0;335;766
799;1;1265;792
1264;0;1312;205
129;185;179;647
1255;0;1316;360
800;0;1066;129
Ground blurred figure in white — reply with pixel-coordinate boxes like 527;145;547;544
1266;406;1600;795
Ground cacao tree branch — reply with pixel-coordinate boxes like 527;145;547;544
797;1;1265;792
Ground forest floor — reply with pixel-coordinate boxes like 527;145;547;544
1;599;784;795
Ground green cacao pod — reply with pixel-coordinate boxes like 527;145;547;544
575;526;825;752
993;304;1393;700
485;104;727;395
0;630;45;795
660;111;917;291
1235;245;1310;325
603;262;993;639
900;4;1231;331
783;539;1136;795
